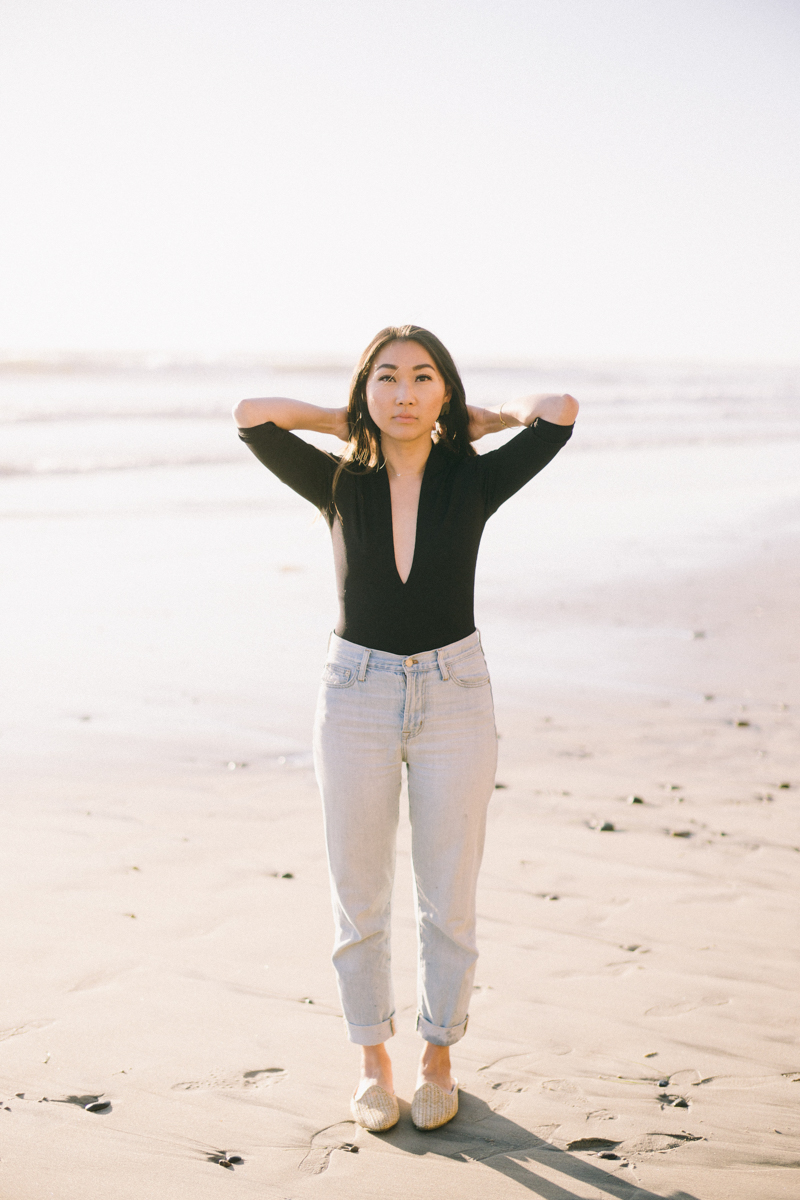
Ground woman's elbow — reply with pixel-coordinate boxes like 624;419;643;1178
562;394;579;423
232;398;261;427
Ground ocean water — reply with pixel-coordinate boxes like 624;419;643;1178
1;358;799;762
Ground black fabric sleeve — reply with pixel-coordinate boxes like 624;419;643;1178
477;417;573;517
237;421;338;512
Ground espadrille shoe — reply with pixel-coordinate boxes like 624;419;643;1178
411;1079;459;1130
350;1084;399;1132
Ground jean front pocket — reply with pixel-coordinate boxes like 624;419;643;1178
448;650;490;688
321;662;357;688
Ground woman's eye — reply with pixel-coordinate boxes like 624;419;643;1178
416;374;432;382
378;374;395;383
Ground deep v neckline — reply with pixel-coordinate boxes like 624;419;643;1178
385;450;433;587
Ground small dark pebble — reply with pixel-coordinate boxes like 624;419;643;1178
218;1159;234;1170
339;1143;359;1153
84;1100;111;1113
736;720;750;727
669;784;682;790
599;821;615;832
644;1052;658;1058
670;830;692;838
671;1097;689;1108
227;1156;244;1164
281;872;294;879
623;944;640;952
658;1079;670;1087
544;893;559;901
627;795;644;804
494;782;508;789
599;1151;621;1160
15;1093;24;1099
779;782;791;789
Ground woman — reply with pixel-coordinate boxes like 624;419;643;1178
234;325;577;1133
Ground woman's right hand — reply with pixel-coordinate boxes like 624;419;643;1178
331;406;351;441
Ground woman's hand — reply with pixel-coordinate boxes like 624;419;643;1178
466;405;495;441
331;406;351;441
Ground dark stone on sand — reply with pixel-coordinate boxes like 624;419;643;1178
281;872;294;878
627;795;644;804
658;1079;670;1087
670;830;692;838
494;782;508;789
227;1156;244;1164
780;782;791;788
340;1143;359;1153
599;821;615;831
15;1093;24;1098
218;1159;234;1169
567;1137;621;1151
599;1151;621;1159
736;720;750;727
544;894;559;901
84;1100;111;1113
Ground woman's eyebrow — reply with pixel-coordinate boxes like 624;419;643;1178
373;362;437;372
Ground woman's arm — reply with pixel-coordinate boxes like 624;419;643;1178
233;397;350;440
467;393;579;441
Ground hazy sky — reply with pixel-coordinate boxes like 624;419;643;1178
1;0;798;362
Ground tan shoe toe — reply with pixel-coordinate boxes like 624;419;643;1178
411;1079;459;1130
350;1084;399;1132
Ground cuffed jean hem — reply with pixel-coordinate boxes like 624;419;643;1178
416;1013;469;1047
344;1015;396;1045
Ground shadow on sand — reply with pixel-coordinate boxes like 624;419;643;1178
375;1090;701;1200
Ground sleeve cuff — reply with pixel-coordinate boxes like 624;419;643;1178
533;417;574;443
237;420;278;442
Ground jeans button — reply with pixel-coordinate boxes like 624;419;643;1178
404;657;417;666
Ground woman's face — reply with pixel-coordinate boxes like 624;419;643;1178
365;340;450;444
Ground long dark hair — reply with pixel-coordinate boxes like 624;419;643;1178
331;325;474;504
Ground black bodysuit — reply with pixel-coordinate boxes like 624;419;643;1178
239;418;573;656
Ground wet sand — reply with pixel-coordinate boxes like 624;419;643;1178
1;424;799;1198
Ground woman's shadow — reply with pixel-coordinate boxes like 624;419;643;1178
375;1089;701;1200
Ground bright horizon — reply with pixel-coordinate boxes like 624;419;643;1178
1;0;799;365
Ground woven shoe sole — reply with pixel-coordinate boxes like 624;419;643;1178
350;1084;400;1132
411;1080;459;1130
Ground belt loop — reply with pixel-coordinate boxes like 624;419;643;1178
437;649;449;681
357;647;371;682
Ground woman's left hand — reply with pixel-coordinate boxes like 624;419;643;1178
466;405;491;441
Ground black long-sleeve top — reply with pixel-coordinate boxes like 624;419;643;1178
238;418;573;656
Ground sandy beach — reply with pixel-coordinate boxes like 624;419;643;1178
1;361;799;1199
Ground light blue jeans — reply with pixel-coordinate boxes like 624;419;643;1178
313;630;498;1047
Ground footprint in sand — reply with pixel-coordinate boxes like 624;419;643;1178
645;997;729;1018
298;1121;359;1176
172;1067;287;1091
